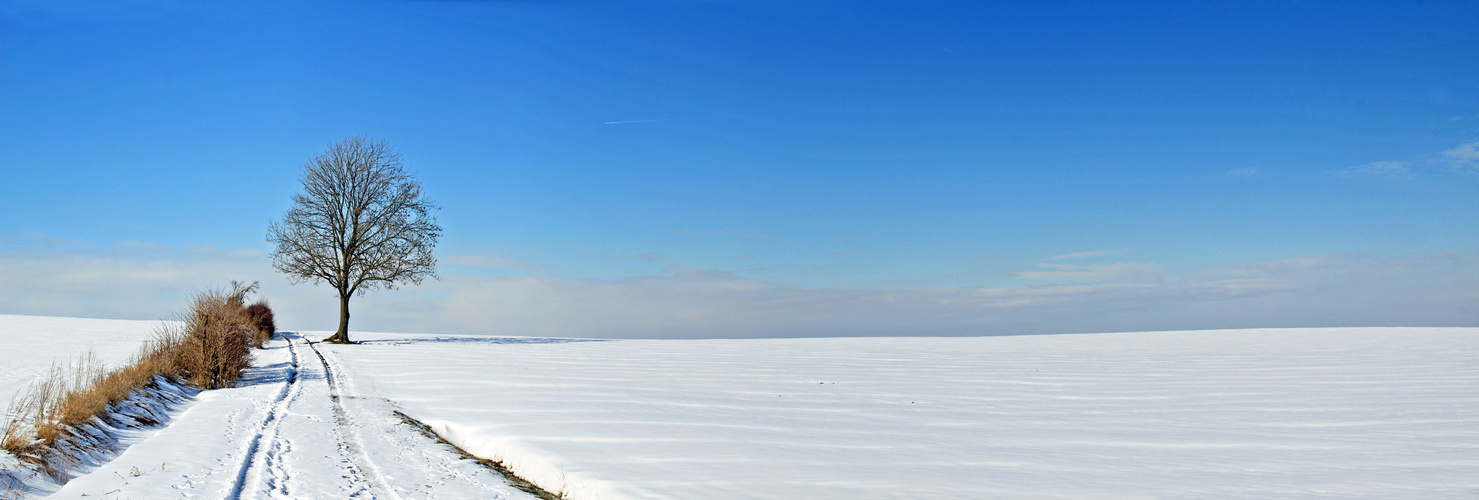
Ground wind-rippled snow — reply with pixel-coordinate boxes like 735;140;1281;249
328;327;1479;499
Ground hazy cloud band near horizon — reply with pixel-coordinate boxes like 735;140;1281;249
2;233;1474;339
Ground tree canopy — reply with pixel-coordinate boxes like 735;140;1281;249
267;136;440;343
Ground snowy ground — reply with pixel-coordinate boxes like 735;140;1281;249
37;331;538;499
0;316;539;499
331;328;1479;500
3;317;1478;498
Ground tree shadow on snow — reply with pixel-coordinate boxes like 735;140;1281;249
358;336;609;346
237;359;297;386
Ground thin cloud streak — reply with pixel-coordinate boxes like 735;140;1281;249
1331;161;1411;179
1046;249;1134;261
1011;262;1159;282
603;119;674;125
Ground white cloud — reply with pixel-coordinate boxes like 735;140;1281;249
1440;140;1479;172
1324;140;1479;179
1225;167;1261;177
1330;161;1410;179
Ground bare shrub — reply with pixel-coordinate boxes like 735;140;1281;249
172;282;257;390
242;300;276;348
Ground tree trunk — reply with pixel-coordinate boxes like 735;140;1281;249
325;292;352;343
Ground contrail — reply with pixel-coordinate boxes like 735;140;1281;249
604;119;671;125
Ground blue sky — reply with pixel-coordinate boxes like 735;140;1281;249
2;1;1477;337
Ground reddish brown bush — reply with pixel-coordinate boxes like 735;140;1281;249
243;301;276;348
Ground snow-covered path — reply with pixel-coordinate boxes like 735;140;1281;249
43;333;538;500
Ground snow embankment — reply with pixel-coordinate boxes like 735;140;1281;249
0;314;190;497
326;328;1479;500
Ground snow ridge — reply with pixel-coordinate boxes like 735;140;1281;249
1;375;197;497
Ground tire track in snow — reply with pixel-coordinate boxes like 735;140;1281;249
227;334;302;500
299;334;404;500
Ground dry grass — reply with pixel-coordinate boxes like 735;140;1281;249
0;281;265;485
0;331;185;482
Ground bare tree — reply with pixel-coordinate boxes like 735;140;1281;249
267;136;440;343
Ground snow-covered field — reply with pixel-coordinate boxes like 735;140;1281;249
333;328;1479;499
3;315;1477;499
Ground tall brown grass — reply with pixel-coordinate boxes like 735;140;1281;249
0;281;266;485
0;332;181;481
